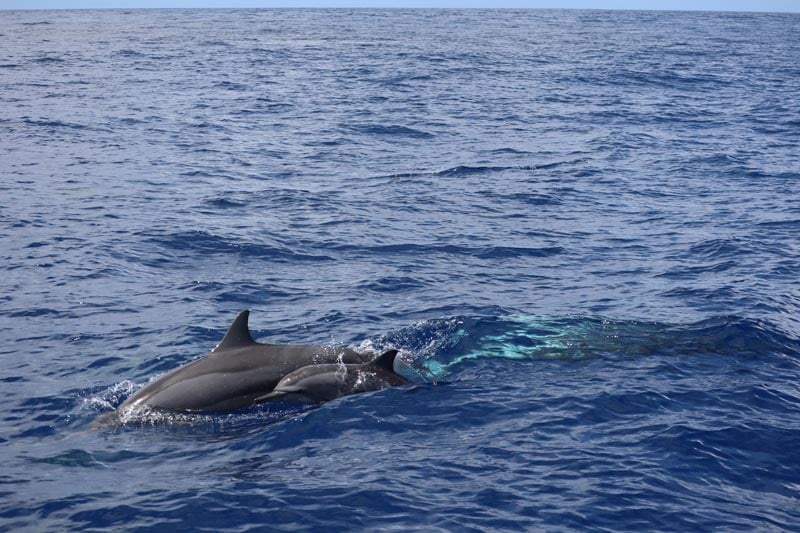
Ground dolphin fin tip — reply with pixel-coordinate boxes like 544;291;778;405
370;349;399;372
214;309;256;352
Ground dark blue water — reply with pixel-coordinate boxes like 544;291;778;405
2;8;800;531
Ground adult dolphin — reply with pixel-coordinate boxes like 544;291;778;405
113;310;375;414
256;349;411;404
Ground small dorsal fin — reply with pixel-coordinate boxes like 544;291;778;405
368;349;399;372
213;310;255;352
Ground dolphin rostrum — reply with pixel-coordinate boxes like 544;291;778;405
114;310;375;414
256;349;411;404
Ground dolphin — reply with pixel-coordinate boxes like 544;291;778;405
256;349;411;404
113;310;375;414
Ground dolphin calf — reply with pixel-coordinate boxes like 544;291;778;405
256;349;411;404
114;310;375;414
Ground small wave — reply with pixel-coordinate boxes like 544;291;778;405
23;118;87;130
200;40;232;47
32;56;65;64
659;286;738;301
253;100;293;112
688;238;753;259
29;449;112;469
113;49;146;58
656;260;740;279
375;159;585;180
202;197;248;209
215;81;248;91
757;219;800;230
473;245;565;259
346;123;434;138
327;242;564;260
357;276;427;293
186;122;229;132
8;307;70;318
485;147;535;156
29;448;150;468
612;68;729;90
478;190;563;206
210;283;294;304
142;230;335;263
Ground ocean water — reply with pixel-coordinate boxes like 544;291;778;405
2;7;800;531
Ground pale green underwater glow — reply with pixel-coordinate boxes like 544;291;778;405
409;314;766;379
418;315;632;379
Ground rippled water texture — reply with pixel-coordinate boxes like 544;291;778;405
1;8;800;531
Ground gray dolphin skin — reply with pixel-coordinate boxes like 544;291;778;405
256;349;410;404
115;310;374;414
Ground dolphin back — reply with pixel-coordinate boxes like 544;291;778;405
110;310;375;416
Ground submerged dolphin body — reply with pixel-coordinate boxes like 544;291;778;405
114;310;374;414
256;349;411;404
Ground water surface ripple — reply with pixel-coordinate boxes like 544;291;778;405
1;8;799;532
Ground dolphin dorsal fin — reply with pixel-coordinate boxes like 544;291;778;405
368;349;399;372
214;310;256;352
